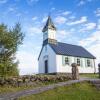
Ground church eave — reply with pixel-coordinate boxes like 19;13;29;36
42;27;56;32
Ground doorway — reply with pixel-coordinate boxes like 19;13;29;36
45;60;48;73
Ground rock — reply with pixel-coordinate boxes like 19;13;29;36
71;63;79;80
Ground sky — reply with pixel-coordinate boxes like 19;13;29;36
0;0;100;75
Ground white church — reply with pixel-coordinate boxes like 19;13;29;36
38;16;96;74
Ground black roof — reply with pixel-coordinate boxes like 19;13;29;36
49;42;96;59
42;16;56;32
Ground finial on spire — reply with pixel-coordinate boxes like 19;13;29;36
48;11;51;17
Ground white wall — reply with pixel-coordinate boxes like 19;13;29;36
39;46;96;74
56;55;95;73
48;29;56;40
38;44;56;73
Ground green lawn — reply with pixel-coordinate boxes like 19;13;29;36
19;82;100;100
0;74;99;95
0;82;50;94
80;73;99;78
0;74;71;94
0;80;68;94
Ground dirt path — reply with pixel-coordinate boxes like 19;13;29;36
0;78;100;100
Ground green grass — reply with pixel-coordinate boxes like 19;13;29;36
0;74;71;94
80;73;99;78
19;82;100;100
0;74;99;95
0;85;38;94
0;82;53;94
0;80;68;94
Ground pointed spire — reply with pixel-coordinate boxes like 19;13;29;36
42;16;56;32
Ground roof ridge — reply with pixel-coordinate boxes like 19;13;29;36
58;42;81;47
49;42;96;59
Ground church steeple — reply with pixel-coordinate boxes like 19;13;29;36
42;16;57;46
42;16;56;32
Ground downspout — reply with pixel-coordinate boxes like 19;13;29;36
93;59;96;74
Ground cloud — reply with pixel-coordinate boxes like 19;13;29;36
50;7;55;11
87;0;93;1
94;8;100;17
0;0;8;4
28;0;39;2
67;16;87;25
62;11;71;16
2;6;19;17
58;30;70;35
57;29;71;41
97;25;100;30
69;16;76;19
88;43;100;71
8;6;18;13
77;0;94;6
14;0;20;2
79;22;96;32
42;16;48;23
78;30;100;72
27;26;42;36
55;16;67;24
8;7;15;12
97;20;100;30
27;0;39;5
85;23;96;30
16;13;22;17
16;51;38;75
79;31;100;47
78;0;85;6
32;16;38;21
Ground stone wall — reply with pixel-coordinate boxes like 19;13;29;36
0;74;71;87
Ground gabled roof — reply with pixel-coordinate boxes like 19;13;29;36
49;42;96;59
42;16;56;32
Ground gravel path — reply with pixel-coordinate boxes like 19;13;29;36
0;78;100;100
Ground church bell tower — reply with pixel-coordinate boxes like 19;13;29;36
42;16;57;46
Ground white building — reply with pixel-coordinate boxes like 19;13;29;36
38;16;96;74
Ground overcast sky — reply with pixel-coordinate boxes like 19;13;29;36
0;0;100;75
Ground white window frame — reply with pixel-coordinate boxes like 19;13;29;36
76;58;81;66
62;56;70;65
86;59;91;67
74;57;82;66
65;57;69;65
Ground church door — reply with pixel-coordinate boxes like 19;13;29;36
45;60;48;73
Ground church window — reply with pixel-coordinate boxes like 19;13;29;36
65;57;69;65
77;58;80;66
87;59;91;67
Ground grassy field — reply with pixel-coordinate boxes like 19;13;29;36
0;82;52;94
19;82;100;100
0;74;99;94
0;74;70;94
